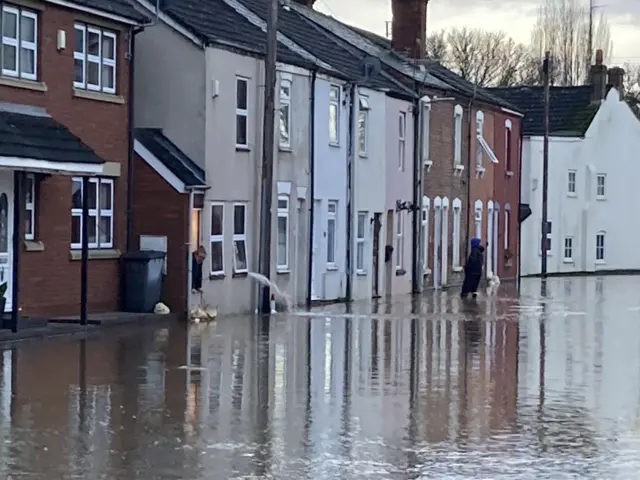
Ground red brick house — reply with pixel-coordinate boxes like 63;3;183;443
0;0;145;328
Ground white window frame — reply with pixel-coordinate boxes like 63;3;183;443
2;6;37;80
596;231;605;262
209;203;224;275
542;220;552;254
422;196;430;270
329;85;340;146
25;174;35;240
504;203;511;250
474;200;483;239
475;110;484;168
232;203;248;273
453;105;463;166
395;211;404;271
505;119;513;172
73;24;116;94
279;78;291;148
356;211;367;273
357;95;369;157
235;76;249;148
398;111;406;171
276;195;289;271
568;170;577;195
71;177;114;250
326;200;338;267
563;236;573;262
452;198;461;268
596;174;606;198
422;98;431;164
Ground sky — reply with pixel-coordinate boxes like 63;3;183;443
315;0;640;65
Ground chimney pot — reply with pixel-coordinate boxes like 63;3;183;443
589;52;607;103
595;49;603;65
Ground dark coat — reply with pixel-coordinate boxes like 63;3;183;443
464;246;485;276
191;253;203;290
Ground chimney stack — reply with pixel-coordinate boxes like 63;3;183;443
607;66;625;100
589;49;607;104
291;0;315;6
391;0;429;59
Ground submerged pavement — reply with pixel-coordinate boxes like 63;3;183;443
1;276;640;478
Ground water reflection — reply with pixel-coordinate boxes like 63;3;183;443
0;278;639;477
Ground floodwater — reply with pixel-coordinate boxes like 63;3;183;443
2;276;640;478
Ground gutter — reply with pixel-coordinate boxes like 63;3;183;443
305;68;317;309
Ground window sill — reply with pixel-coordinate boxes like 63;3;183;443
24;240;44;252
563;259;574;264
423;268;432;275
235;145;251;152
356;270;367;276
232;270;248;278
453;266;463;272
329;142;340;148
358;153;368;158
69;248;121;261
595;260;606;265
278;145;292;152
276;269;290;275
326;265;338;271
596;196;606;201
209;272;225;280
0;76;47;92
567;193;577;198
73;88;125;105
506;170;514;177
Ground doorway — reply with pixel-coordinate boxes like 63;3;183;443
433;206;441;288
384;210;393;296
311;200;321;300
0;173;15;313
371;212;381;298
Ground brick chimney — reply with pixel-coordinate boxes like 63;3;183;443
607;66;625;100
291;0;315;6
391;0;429;59
589;49;607;104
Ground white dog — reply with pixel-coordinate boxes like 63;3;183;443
486;272;501;296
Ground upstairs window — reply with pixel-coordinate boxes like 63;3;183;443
74;24;116;94
505;119;513;172
398;111;406;171
279;78;291;148
567;170;576;194
235;77;249;148
596;174;606;198
328;85;340;145
357;95;369;156
453;105;463;166
2;6;37;80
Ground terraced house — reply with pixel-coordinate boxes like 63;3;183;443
0;0;145;327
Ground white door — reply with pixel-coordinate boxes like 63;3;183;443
0;173;13;312
487;202;494;275
433;206;441;288
441;205;449;286
492;204;499;275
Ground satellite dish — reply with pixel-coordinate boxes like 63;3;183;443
361;56;381;80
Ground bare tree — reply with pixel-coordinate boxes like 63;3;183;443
530;0;613;86
623;63;640;114
425;30;448;62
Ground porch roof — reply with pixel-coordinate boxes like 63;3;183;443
0;109;105;175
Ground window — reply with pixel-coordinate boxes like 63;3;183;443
398;112;406;171
71;177;114;249
568;170;576;194
279;78;291;148
357;96;369;156
277;196;289;271
453;105;463;166
74;24;116;94
235;77;249;147
475;111;484;168
504;203;511;250
505;119;513;172
326;201;337;266
356;211;367;273
233;204;248;273
209;203;224;274
596;174;606;198
422;98;431;164
596;231;605;261
421;197;430;270
563;236;573;262
395;211;404;270
474;200;483;239
329;85;340;145
452;198;461;267
2;6;37;80
25;174;35;240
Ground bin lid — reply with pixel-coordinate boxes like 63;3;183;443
121;250;166;261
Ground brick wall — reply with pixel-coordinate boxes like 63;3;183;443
132;154;189;313
0;3;132;315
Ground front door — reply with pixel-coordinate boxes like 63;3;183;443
371;213;381;298
0;173;13;312
384;210;393;296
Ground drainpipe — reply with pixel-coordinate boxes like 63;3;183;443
186;188;195;309
344;83;357;301
305;68;317;309
463;89;477;260
411;93;422;294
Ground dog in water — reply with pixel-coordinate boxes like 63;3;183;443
486;272;501;296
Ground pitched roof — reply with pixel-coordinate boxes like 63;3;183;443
135;128;205;186
66;0;147;23
487;86;597;137
0;110;104;164
233;0;415;96
158;0;314;68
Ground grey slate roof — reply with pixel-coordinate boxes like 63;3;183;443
488;86;597;137
160;0;314;69
0;111;104;164
66;0;147;22
135;128;205;187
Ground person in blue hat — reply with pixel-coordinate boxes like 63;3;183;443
461;237;485;299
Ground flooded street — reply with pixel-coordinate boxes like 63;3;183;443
2;276;640;478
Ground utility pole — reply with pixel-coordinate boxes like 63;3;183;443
540;51;550;286
258;0;278;313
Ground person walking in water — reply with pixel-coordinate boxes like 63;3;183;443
461;237;484;299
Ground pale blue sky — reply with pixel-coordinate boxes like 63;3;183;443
315;0;640;65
